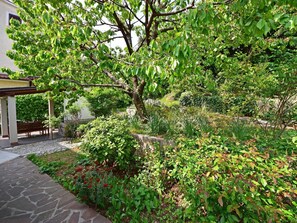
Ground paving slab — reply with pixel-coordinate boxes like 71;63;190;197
0;151;19;164
0;157;111;223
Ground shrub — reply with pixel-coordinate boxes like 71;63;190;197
16;94;63;121
81;116;139;169
64;122;80;138
179;92;225;113
148;114;172;136
85;88;131;117
161;138;297;222
225;96;257;117
70;162;160;222
179;91;194;106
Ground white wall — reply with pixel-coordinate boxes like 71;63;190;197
0;0;18;71
64;97;95;122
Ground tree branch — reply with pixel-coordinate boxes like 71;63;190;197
113;12;134;55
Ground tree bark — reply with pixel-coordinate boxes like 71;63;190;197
132;92;148;123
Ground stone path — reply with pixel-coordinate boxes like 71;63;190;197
2;139;81;157
0;157;111;223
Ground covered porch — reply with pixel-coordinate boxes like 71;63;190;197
0;74;55;146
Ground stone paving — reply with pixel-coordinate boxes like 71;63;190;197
0;157;111;223
1;139;80;157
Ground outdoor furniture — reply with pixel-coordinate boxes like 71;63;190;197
17;121;49;136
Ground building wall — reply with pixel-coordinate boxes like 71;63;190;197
64;97;95;122
0;0;18;71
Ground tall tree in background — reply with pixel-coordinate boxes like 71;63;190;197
4;0;202;121
4;0;297;121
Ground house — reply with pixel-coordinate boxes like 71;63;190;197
0;0;19;71
0;0;50;145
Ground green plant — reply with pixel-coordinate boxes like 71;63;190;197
179;91;194;107
81;116;139;169
161;138;297;222
148;114;172;136
27;154;65;175
64;122;80;138
16;94;63;122
223;119;256;141
43;115;62;129
85;88;131;117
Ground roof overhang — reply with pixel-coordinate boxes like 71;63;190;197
0;87;47;97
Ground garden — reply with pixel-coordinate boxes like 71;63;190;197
3;0;297;222
27;90;297;223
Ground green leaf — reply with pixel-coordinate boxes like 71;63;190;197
260;178;267;187
256;19;266;30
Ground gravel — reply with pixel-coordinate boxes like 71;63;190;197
2;139;82;156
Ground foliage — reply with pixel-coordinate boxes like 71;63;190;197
16;94;63;121
63;122;80;139
16;94;48;121
85;88;131;117
147;113;172;136
136;135;297;222
27;154;65;175
4;0;206;121
43;115;62;129
81;116;139;169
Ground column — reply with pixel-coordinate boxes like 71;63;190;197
8;96;18;145
48;98;54;139
0;97;8;137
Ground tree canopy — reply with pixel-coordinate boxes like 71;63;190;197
3;0;297;120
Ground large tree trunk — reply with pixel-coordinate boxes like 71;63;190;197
132;92;148;122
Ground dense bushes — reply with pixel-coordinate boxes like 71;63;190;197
137;136;297;222
179;91;256;116
85;88;131;117
16;94;63;121
81;116;139;169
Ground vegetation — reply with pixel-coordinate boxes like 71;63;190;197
16;94;63;122
81;116;139;170
29;108;297;222
85;88;131;117
6;0;297;222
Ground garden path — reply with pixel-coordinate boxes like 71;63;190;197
0;157;111;223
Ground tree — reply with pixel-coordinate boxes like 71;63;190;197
4;0;204;121
157;0;297;122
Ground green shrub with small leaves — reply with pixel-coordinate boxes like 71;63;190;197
160;137;297;222
16;94;63;122
81;116;139;169
85;88;131;117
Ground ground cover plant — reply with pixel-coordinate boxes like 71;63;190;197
28;111;297;223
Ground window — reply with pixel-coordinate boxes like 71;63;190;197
8;13;21;25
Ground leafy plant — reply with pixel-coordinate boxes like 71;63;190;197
16;94;63;122
85;88;131;117
27;154;65;175
161;138;297;222
81;116;139;169
148;114;172;136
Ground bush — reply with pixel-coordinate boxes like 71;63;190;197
148;114;172;136
179;91;194;107
81;116;139;169
16;94;63;121
179;92;225;113
85;88;131;117
225;96;257;117
161;137;297;222
70;162;160;222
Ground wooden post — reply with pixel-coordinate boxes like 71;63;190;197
48;98;54;140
